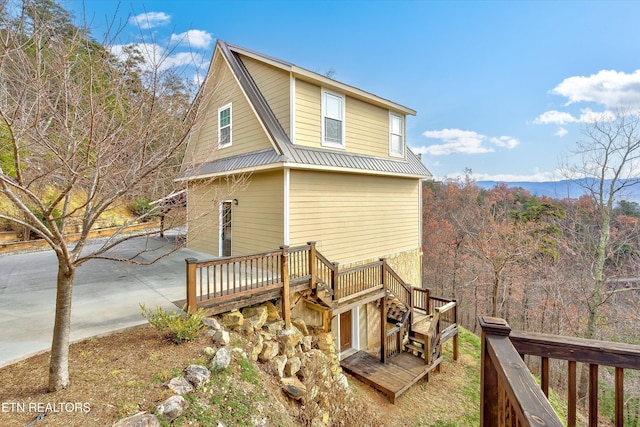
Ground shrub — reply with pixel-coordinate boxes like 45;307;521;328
139;304;204;344
128;196;158;222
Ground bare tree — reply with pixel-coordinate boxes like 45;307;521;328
563;112;640;340
0;0;218;391
562;111;640;399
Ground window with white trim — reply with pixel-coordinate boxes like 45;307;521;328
322;90;345;148
389;113;404;157
218;103;232;148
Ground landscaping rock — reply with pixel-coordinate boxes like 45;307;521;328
211;329;230;345
263;320;285;335
185;364;210;388
279;328;301;358
242;305;268;330
211;347;231;371
281;377;306;401
156;395;187;422
285;356;301;377
203;346;216;357
301;335;313;352
259;340;279;361
263;301;281;321
335;373;349;391
202;317;222;330
270;355;287;378
112;413;160;427
250;334;264;361
166;376;193;394
220;310;244;328
292;318;309;336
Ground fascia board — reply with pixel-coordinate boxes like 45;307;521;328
291;66;417;116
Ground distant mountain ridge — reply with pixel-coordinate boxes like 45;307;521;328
475;179;640;203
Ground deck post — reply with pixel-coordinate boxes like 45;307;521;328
307;241;317;290
280;246;291;329
452;298;459;361
185;258;198;314
380;259;387;363
479;316;512;427
331;262;339;298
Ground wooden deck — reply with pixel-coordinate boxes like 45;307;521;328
340;350;442;403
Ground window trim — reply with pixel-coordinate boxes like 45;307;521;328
218;103;232;148
321;89;346;149
389;112;404;158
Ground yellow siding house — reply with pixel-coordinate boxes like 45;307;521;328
178;40;432;358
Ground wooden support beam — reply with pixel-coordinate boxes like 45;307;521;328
280;246;291;329
185;258;198;314
380;260;387;364
307;241;317;290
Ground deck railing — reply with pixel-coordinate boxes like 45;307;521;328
333;260;384;301
186;243;411;314
479;316;640;427
385;309;411;361
412;287;430;312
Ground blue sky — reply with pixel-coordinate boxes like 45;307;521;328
66;0;640;182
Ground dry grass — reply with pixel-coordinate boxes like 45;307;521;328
0;326;481;427
0;326;210;426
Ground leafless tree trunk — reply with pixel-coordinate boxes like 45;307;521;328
562;111;640;399
0;0;233;391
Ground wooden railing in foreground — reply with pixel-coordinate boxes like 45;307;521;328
479;316;640;427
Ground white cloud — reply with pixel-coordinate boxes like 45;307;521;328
533;110;577;125
111;43;204;71
490;136;519;149
534;108;616;130
577;108;616;123
442;170;560;183
170;30;213;49
129;12;171;29
555;127;568;137
552;69;640;108
416;128;518;156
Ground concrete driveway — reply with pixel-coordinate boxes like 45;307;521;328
0;230;211;367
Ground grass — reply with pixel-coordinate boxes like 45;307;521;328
0;324;486;426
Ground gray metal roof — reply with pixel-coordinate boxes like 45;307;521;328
178;149;286;179
179;146;431;180
180;41;432;180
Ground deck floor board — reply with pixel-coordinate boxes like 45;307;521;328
341;351;437;403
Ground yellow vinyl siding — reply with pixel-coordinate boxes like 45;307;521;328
288;170;420;264
345;97;390;157
186;180;223;255
186;51;273;167
232;171;284;254
294;79;322;147
239;55;291;138
186;172;284;257
294;79;400;158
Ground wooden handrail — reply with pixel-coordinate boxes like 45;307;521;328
509;330;640;427
479;316;563;427
479;316;640;427
413;287;430;312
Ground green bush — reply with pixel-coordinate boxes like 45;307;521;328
139;304;204;344
128;197;158;222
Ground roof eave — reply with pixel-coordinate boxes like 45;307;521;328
291;66;416;116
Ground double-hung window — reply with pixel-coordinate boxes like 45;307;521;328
218;103;232;148
389;113;404;157
322;90;345;148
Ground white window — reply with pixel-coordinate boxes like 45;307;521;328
218;103;232;148
322;90;345;148
389;113;404;157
